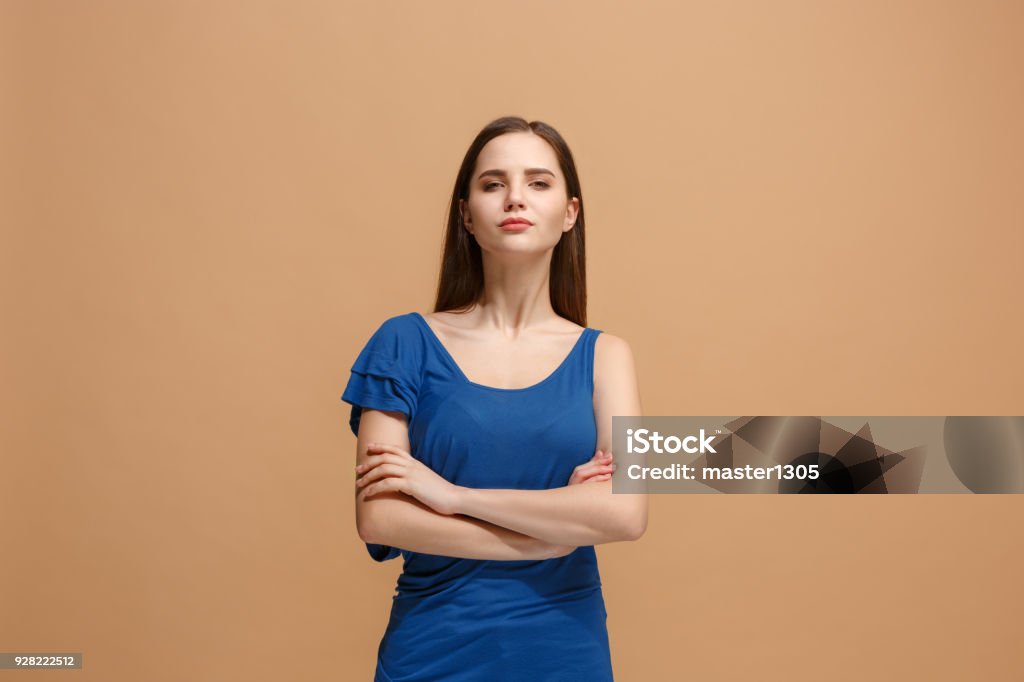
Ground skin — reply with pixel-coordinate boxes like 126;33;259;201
354;131;646;557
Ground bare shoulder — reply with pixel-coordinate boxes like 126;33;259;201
594;332;638;387
423;311;462;329
592;331;643;418
421;311;475;342
594;332;636;367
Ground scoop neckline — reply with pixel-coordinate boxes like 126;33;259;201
411;312;592;393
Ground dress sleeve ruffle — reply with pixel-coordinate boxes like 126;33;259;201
341;349;419;438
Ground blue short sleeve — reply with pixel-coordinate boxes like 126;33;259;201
341;316;422;438
340;315;422;563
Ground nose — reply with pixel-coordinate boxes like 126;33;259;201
504;181;526;211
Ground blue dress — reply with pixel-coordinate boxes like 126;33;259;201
341;312;613;681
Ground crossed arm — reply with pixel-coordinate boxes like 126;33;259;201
353;333;646;561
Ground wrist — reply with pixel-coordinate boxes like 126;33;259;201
450;484;472;516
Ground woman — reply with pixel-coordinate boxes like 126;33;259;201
342;116;645;681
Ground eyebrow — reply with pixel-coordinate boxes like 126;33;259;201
477;168;557;180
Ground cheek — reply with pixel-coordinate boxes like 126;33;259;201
538;197;570;223
467;194;496;216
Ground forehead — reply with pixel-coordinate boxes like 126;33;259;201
475;132;560;172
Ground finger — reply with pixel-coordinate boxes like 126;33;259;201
577;462;615;475
587;474;612;482
365;443;413;459
577;456;612;471
356;463;407;487
356;453;408;472
569;464;615;485
361;478;405;499
570;462;598;484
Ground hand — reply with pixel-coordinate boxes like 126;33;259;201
567;449;615;486
356;443;462;516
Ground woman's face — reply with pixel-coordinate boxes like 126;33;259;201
461;132;579;257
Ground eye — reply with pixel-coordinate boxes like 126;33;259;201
483;182;502;191
530;181;550;189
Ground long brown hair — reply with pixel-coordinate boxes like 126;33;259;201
433;117;588;327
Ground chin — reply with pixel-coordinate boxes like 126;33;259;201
481;245;551;258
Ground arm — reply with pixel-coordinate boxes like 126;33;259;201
451;333;647;546
354;408;574;561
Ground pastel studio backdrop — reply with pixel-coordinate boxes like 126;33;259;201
3;1;1022;680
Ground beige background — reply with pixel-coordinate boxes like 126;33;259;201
3;1;1023;680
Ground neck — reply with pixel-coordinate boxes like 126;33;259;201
473;251;558;338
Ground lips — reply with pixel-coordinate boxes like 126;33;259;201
500;217;533;227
